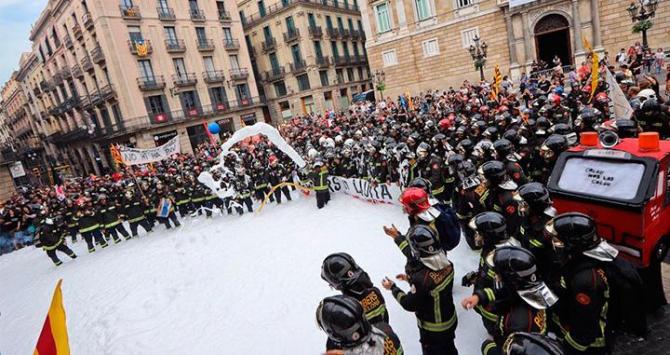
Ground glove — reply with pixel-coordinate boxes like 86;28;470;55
461;271;478;287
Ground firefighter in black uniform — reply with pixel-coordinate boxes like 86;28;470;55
535;135;568;184
462;211;521;335
173;177;193;218
74;199;107;253
383;224;458;355
454;160;486;250
63;199;79;243
515;182;557;276
156;184;180;229
252;163;273;202
316;295;403;354
268;155;292;204
122;190;153;237
502;332;565;355
548;213;613;355
234;179;253;215
311;159;330;209
480;160;521;236
462;246;557;355
321;253;390;325
493;139;528;186
98;194;130;243
36;211;77;266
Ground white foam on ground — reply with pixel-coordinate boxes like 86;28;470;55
0;192;485;354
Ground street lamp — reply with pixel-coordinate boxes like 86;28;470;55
374;70;386;101
627;0;659;49
468;35;488;81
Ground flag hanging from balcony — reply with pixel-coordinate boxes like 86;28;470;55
33;279;70;355
135;40;149;57
110;144;124;166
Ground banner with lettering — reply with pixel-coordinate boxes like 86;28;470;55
327;176;401;205
119;136;180;165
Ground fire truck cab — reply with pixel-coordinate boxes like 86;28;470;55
548;132;670;270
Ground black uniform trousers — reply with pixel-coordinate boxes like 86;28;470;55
82;230;108;252
46;244;76;265
235;197;253;214
316;190;330;209
274;186;292;204
159;211;180;229
104;224;130;242
129;219;153;237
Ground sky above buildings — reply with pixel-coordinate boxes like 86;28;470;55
0;0;48;85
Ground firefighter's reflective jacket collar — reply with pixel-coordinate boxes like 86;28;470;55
517;282;559;310
417;206;441;223
420;251;452;271
583;240;618;262
499;179;518;191
543;206;557;218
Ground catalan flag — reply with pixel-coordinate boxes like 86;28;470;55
135;40;149;57
491;65;502;101
34;279;70;355
110;144;124;166
589;51;600;102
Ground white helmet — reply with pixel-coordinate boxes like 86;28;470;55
344;138;355;148
307;148;319;159
324;138;335;149
637;89;657;102
334;135;343;144
319;136;327;146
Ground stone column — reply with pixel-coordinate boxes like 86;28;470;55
395;0;408;33
521;11;533;72
590;0;602;47
572;0;583;51
505;14;521;79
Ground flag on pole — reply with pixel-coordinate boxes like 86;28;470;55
110;144;124;166
202;121;216;144
605;69;634;119
34;279;70;355
492;65;502;100
589;51;600;102
582;36;593;53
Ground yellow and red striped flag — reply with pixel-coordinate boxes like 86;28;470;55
34;279;70;355
492;65;502;100
110;144;124;166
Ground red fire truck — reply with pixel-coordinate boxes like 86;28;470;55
548;131;670;306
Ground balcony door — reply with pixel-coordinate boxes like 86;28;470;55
188;0;199;12
286;16;295;31
173;58;188;79
308;13;317;28
223;27;233;41
263;26;272;42
314;41;323;59
269;52;280;72
158;0;169;10
229;55;240;70
203;56;216;76
291;44;302;63
138;60;155;81
196;27;207;43
235;83;250;104
164;26;178;42
128;26;143;42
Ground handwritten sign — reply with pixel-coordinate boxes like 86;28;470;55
327;176;401;205
119;136;181;165
557;158;645;200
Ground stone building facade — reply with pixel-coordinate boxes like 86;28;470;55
238;0;373;120
6;0;264;177
361;0;670;98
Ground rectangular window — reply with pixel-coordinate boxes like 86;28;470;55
353;43;360;57
128;26;143;42
158;0;169;10
314;41;323;59
357;67;364;80
258;0;266;16
297;74;310;91
330;41;339;57
147;95;166;114
203;56;215;73
138;60;155;79
325;15;333;30
235;83;250;102
415;0;432;21
291;44;302;63
342;42;350;58
382;49;397;67
180;90;198;110
422;38;439;57
320;70;329;86
173;58;187;77
308;13;317;28
263;26;272;42
461;27;480;48
164;26;178;41
274;81;287;97
336;69;344;83
457;0;473;8
223;27;233;41
337;17;344;30
358;20;363;33
286;16;295;31
269;52;280;71
375;3;391;33
210;86;228;106
348;18;354;31
195;27;207;42
229;55;240;69
347;68;354;81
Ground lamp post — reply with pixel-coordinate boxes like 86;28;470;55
468;35;488;82
627;0;659;49
374;70;386;101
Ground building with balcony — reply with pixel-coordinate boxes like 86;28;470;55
360;0;670;98
238;0;372;120
3;0;264;176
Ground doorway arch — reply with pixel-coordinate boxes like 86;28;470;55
534;14;572;67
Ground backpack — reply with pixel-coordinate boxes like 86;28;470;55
602;256;648;337
432;204;462;252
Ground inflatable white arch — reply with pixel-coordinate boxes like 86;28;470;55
197;122;306;198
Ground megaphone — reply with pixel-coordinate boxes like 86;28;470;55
599;131;619;149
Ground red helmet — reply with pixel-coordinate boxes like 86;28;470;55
269;155;278;165
399;187;431;215
595;92;609;103
550;96;561;105
438;118;452;131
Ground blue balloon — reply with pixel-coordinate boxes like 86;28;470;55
208;122;220;134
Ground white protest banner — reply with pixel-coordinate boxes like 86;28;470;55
119;136;180;165
9;161;26;178
605;69;634;119
327;176;401;205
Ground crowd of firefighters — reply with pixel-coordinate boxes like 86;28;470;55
0;48;669;354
